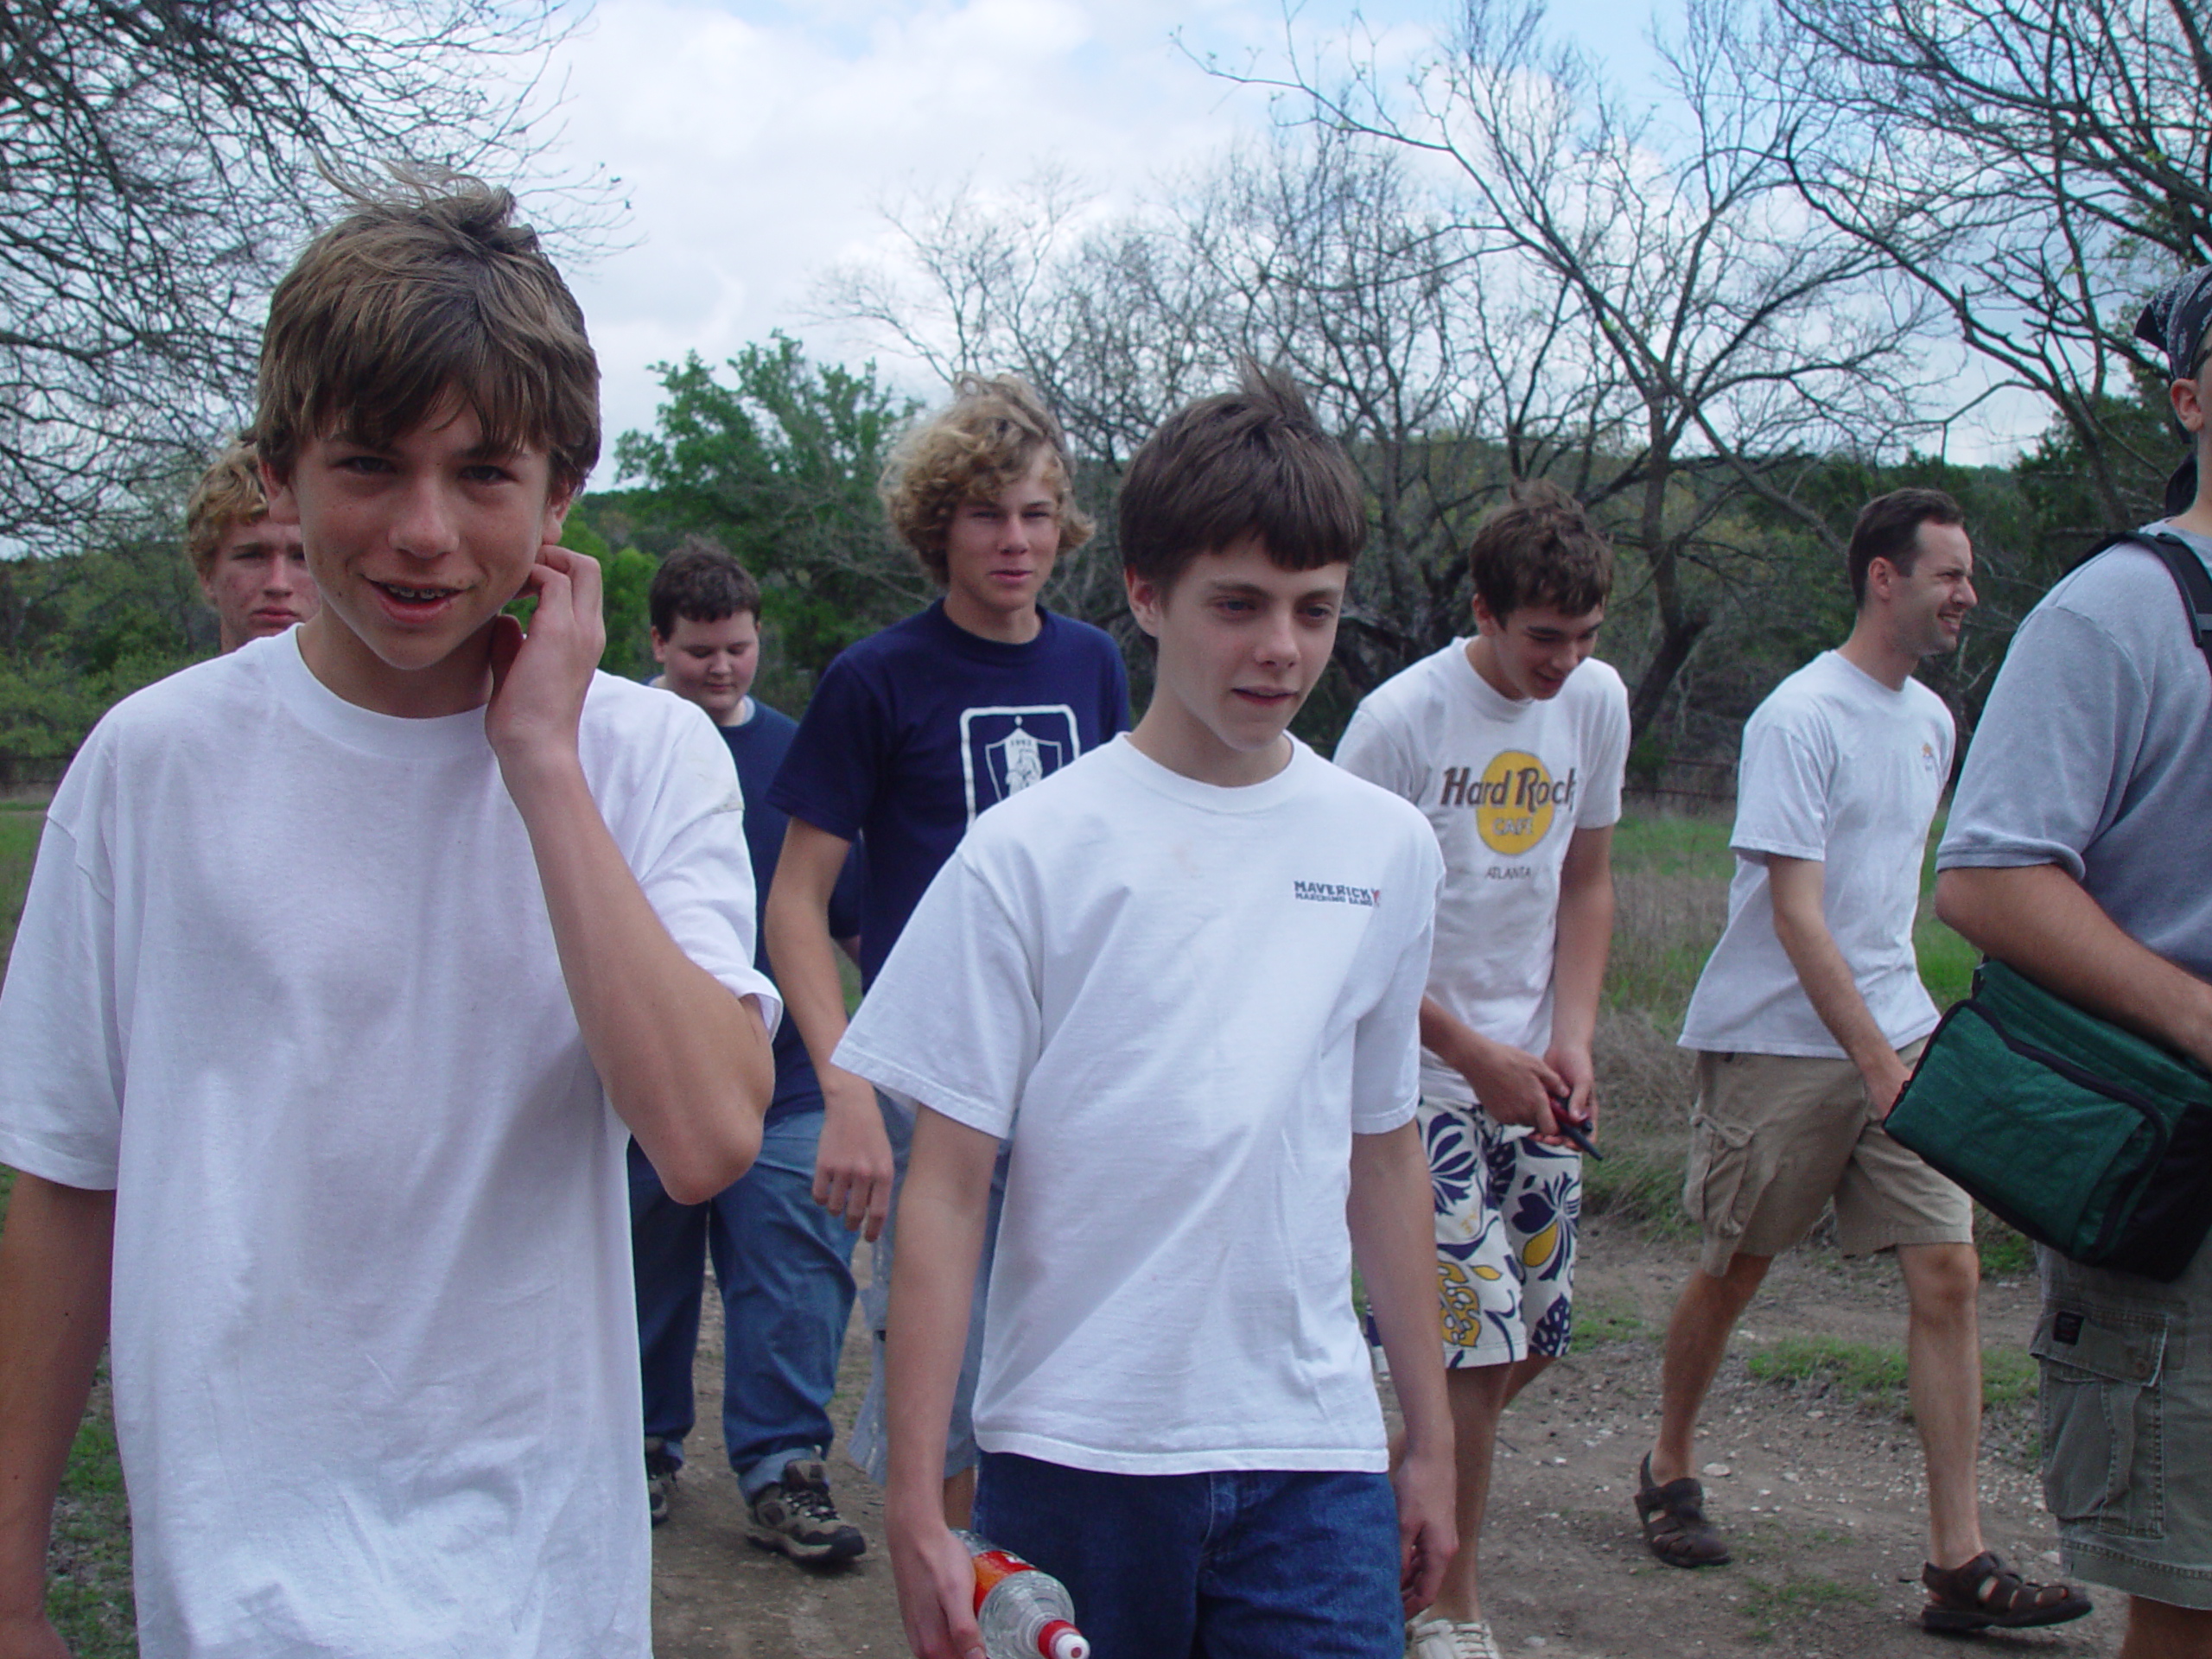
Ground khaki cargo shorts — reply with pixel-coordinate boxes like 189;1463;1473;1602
1683;1043;1970;1275
2033;1240;2212;1607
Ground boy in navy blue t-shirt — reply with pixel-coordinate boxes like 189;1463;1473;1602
764;374;1127;1523
629;537;869;1562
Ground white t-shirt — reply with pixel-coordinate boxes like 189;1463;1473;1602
833;735;1440;1477
1680;650;1952;1057
0;632;778;1659
1334;644;1629;1100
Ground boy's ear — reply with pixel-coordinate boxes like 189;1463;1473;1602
540;485;575;546
259;460;302;527
648;628;671;664
1471;592;1502;635
1123;566;1166;639
2172;374;2208;442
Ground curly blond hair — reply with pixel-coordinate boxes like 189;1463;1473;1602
184;437;273;578
879;374;1094;583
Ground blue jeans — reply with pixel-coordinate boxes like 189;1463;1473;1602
973;1452;1402;1657
848;1093;1007;1483
628;1113;859;1501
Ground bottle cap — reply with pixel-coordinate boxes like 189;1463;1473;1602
1040;1620;1089;1659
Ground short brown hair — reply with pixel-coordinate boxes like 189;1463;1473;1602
1847;486;1964;606
649;535;761;637
184;437;271;578
879;374;1094;583
1467;480;1613;620
1118;360;1365;588
256;174;599;500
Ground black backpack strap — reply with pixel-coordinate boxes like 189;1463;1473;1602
2070;531;2212;661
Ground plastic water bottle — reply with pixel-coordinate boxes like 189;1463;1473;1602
954;1530;1090;1659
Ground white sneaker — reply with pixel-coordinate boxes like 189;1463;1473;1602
1407;1615;1502;1659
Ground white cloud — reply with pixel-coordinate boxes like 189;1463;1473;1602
543;0;1467;467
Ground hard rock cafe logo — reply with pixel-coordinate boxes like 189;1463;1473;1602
1437;751;1577;855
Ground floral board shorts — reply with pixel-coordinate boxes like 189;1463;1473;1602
1373;1095;1580;1370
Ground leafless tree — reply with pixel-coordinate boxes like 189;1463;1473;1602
1772;0;2212;531
0;1;588;549
1205;0;1943;734
814;141;1614;697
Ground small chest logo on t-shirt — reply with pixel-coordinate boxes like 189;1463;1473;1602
1920;741;1939;776
1436;751;1577;855
961;705;1081;823
1294;880;1382;907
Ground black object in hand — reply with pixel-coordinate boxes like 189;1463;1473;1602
1549;1096;1604;1160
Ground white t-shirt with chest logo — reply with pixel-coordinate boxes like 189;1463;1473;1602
834;734;1441;1475
1681;650;1953;1057
1334;643;1630;1102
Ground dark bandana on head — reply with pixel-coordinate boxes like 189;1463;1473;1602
2136;266;2212;513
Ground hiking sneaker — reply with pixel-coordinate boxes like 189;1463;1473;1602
1408;1616;1502;1659
644;1437;679;1529
745;1459;866;1565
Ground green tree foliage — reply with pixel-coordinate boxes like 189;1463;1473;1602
0;505;211;767
554;520;658;682
609;334;925;701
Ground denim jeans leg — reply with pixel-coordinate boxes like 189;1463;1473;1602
712;1110;861;1502
849;1094;1007;1483
1195;1470;1402;1659
973;1452;1205;1657
627;1137;706;1458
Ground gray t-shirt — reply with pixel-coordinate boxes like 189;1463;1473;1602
1937;525;2212;977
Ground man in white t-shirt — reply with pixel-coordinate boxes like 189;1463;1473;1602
0;181;778;1658
1336;479;1628;1659
1640;489;2086;1633
843;365;1457;1659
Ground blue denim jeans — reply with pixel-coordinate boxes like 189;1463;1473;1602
848;1093;1007;1483
973;1452;1402;1658
628;1112;859;1501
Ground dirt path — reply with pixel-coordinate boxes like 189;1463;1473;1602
650;1219;2126;1657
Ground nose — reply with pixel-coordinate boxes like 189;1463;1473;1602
391;475;458;560
1255;604;1300;668
264;559;301;595
1959;576;1979;610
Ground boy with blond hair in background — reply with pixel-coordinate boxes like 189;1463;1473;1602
184;435;319;652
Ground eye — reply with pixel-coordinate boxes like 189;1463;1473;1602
461;461;516;485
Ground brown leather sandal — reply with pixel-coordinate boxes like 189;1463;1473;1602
1920;1552;2092;1631
1635;1453;1732;1567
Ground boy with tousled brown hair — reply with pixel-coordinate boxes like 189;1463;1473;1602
1337;477;1630;1659
630;534;870;1562
0;175;777;1657
184;435;320;652
846;361;1455;1659
764;372;1127;1529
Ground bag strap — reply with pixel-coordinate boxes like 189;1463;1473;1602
2069;530;2212;662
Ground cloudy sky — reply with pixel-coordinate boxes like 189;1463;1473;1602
539;0;1662;468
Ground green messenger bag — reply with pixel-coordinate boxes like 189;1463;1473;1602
1885;959;2212;1281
